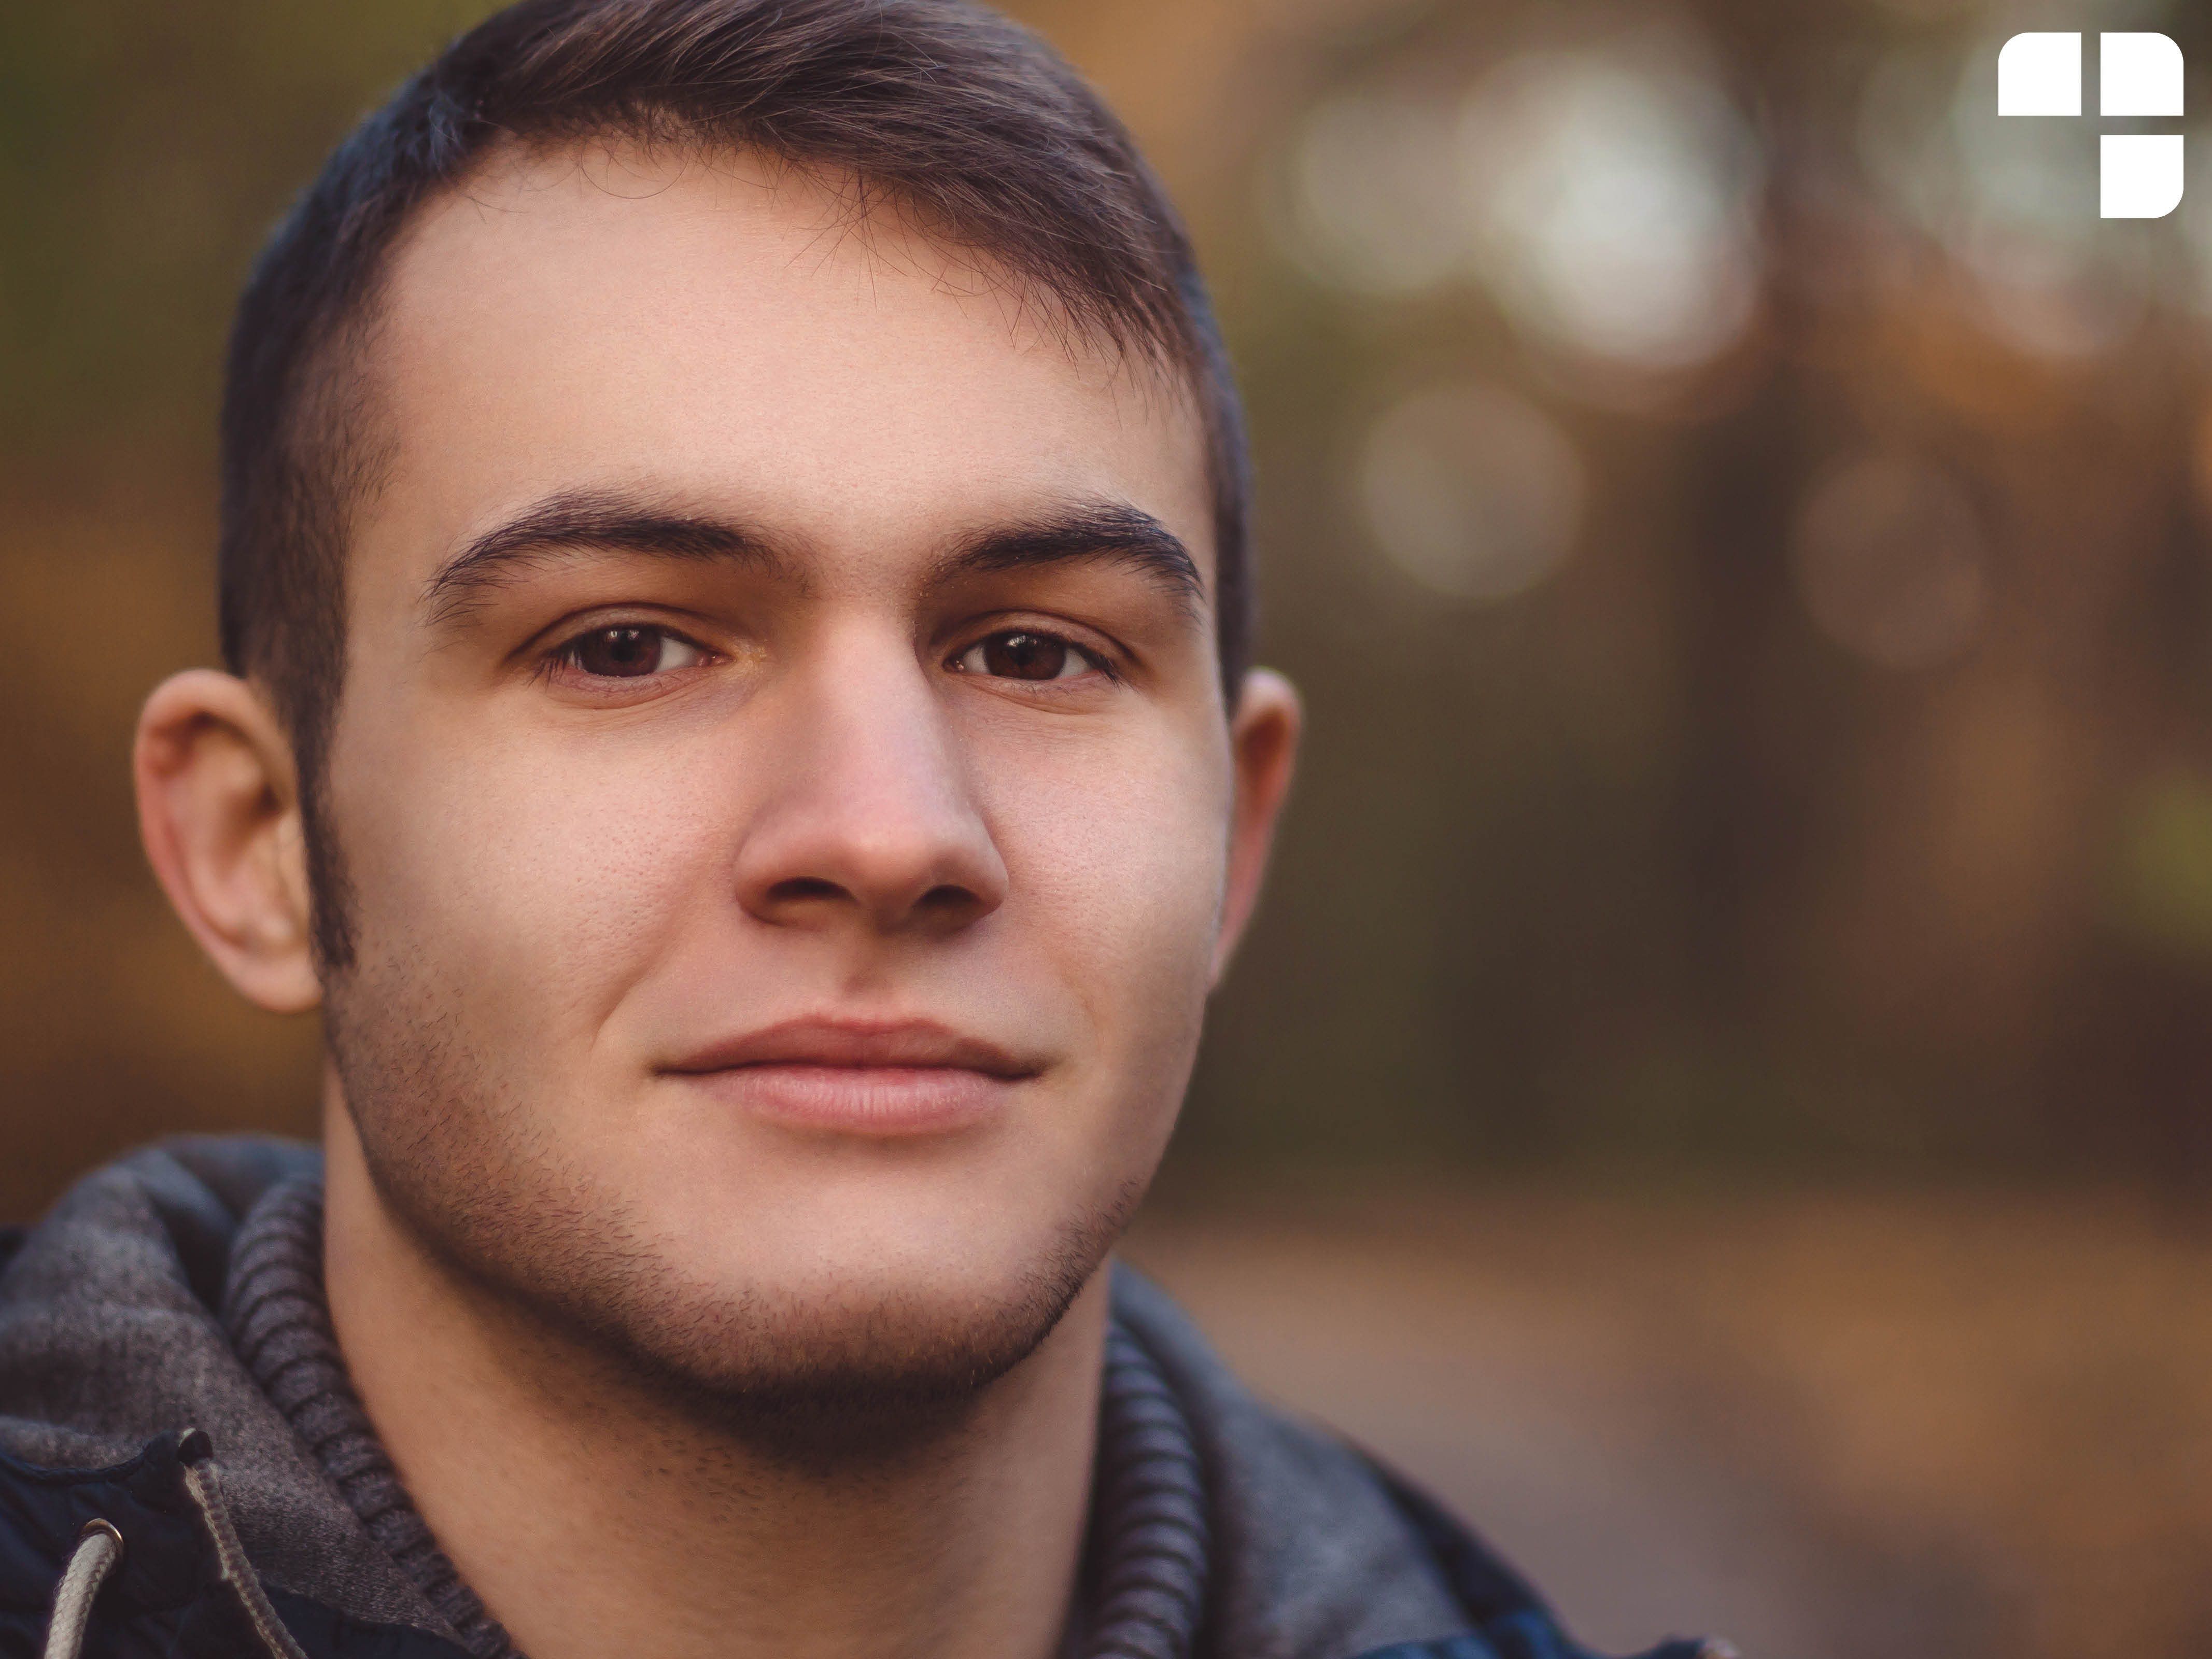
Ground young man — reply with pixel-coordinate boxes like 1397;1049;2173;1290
0;3;1722;1656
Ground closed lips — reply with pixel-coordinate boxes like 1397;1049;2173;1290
661;1018;1038;1078
659;1019;1040;1136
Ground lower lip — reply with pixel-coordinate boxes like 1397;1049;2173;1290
672;1064;1018;1136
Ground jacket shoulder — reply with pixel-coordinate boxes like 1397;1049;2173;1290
1109;1262;1731;1659
1349;1450;1736;1659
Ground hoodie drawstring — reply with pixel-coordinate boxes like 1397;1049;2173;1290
177;1441;313;1659
38;1430;309;1659
40;1519;122;1659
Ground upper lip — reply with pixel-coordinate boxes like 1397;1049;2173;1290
660;1017;1039;1079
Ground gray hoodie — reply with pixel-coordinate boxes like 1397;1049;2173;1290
0;1136;1719;1659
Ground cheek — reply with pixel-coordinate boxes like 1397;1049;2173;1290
331;714;734;1051
984;718;1230;1058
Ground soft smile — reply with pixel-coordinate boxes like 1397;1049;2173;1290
658;1018;1041;1136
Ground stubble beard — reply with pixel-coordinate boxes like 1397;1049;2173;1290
322;947;1150;1471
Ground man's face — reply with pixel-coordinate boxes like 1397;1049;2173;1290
314;143;1240;1406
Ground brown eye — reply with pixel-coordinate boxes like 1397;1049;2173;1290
565;625;703;679
955;630;1092;682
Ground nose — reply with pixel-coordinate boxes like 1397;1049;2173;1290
731;630;1008;937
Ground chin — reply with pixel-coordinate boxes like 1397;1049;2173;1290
412;1144;1148;1458
518;1213;1120;1466
342;1036;1152;1452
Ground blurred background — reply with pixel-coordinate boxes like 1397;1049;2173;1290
6;0;2212;1652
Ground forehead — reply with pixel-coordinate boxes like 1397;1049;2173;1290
354;142;1211;594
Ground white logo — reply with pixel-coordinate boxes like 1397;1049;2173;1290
1998;32;2185;218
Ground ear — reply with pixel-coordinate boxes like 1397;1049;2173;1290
134;669;322;1014
1211;667;1302;986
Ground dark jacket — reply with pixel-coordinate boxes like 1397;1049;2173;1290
0;1138;1724;1659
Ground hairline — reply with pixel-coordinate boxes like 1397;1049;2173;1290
281;127;1228;699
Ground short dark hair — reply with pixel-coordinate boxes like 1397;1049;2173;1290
218;0;1253;972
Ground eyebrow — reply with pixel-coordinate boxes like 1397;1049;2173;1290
934;503;1206;617
419;490;1206;630
420;490;786;629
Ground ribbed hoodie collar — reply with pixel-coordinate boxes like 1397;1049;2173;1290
220;1173;1211;1659
0;1138;1475;1659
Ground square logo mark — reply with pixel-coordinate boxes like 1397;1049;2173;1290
1999;32;2186;217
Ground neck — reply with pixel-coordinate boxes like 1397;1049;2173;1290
319;1108;1106;1659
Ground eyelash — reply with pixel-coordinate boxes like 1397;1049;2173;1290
945;627;1119;686
537;621;1122;688
541;622;717;686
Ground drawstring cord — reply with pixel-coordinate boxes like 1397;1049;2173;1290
179;1445;312;1659
40;1520;123;1659
40;1431;308;1659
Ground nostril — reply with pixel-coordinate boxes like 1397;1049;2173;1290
915;884;977;917
754;877;981;921
765;877;845;905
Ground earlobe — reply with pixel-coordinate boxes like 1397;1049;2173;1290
133;669;323;1014
1211;667;1302;986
